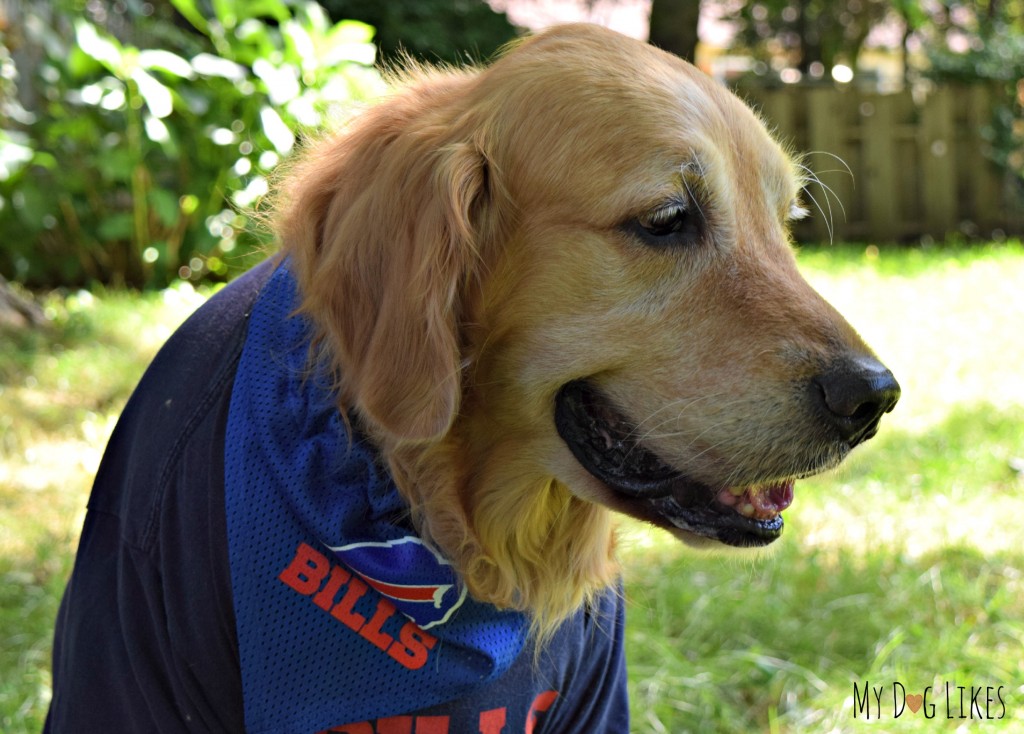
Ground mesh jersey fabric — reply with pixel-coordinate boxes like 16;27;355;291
46;257;631;734
225;261;529;732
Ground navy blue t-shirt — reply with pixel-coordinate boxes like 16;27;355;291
46;258;630;733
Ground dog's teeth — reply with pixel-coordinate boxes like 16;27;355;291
717;483;791;520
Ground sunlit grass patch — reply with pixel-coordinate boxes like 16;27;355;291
0;282;210;733
797;241;1024;432
623;534;1024;733
622;241;1024;733
0;282;212;557
0;282;210;454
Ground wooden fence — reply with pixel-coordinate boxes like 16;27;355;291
737;83;1022;243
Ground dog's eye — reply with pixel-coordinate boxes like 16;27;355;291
640;205;688;236
788;200;810;221
629;202;702;247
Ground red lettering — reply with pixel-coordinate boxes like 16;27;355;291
331;576;369;630
323;699;551;734
387;621;437;670
478;707;506;734
279;541;437;671
525;691;558;734
279;542;329;595
323;724;372;734
313;564;352;611
414;716;449;734
376;716;413;734
324;715;450;734
360;597;397;651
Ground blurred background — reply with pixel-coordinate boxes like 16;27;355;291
1;0;1022;291
1;1;1023;732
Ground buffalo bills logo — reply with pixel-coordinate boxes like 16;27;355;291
326;536;467;629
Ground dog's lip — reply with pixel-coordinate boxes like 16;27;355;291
554;380;681;496
554;380;793;547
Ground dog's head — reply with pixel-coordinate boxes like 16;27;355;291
279;24;899;628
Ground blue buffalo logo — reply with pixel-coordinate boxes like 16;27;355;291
327;536;467;629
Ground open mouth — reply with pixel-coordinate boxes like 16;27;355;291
554;380;794;547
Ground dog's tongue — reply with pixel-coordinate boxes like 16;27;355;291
716;481;794;520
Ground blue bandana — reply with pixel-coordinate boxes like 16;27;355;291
225;261;528;733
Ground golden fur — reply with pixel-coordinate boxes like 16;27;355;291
276;24;888;639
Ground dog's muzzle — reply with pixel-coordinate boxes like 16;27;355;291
554;363;899;548
554;380;792;547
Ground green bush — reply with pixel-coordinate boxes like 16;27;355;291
0;0;383;288
319;0;519;66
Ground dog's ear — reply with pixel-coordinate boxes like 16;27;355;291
279;86;488;442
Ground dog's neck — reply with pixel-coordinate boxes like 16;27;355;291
380;428;620;641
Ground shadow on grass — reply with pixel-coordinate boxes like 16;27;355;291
810;401;1024;499
0;530;72;733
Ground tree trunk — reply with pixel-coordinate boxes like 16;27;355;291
648;0;701;63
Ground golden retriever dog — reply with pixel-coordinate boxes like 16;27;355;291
279;24;900;628
48;23;899;733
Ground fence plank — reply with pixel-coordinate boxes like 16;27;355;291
921;88;957;235
736;82;1016;242
805;88;846;242
861;95;900;241
965;85;1005;232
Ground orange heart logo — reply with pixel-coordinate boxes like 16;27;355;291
906;693;923;713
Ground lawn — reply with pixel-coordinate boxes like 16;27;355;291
2;242;1022;732
623;242;1024;733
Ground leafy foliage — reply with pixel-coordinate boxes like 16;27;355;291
725;0;891;72
0;0;383;288
318;0;519;65
724;0;1023;197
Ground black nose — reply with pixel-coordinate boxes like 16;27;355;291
812;356;900;446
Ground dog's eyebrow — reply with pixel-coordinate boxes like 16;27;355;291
678;151;720;192
677;157;711;219
679;157;706;177
671;148;739;249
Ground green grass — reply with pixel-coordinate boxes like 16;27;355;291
621;241;1024;733
2;243;1023;732
0;282;212;733
624;541;1024;732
